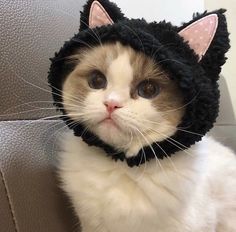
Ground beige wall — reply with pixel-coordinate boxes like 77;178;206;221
114;0;204;25
205;0;236;116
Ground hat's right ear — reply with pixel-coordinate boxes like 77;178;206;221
80;0;125;31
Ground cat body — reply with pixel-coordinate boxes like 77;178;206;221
48;0;236;231
59;134;236;232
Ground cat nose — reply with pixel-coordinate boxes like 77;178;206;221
104;100;123;114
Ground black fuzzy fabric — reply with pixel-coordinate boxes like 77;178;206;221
48;0;230;167
80;0;126;31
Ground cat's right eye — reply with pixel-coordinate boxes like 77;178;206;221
88;70;107;89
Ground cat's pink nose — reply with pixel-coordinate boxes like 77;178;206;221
104;100;123;114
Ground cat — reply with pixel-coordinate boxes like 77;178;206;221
48;0;236;231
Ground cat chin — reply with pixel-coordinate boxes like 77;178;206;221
90;119;179;157
91;121;130;149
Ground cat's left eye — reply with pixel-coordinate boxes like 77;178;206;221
137;80;160;99
88;70;107;89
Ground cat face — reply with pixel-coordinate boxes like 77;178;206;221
63;42;184;156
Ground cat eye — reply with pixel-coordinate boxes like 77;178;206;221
137;80;160;99
88;70;107;89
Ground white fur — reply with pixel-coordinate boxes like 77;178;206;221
61;48;236;231
59;133;236;232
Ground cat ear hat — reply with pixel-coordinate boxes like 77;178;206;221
48;0;230;167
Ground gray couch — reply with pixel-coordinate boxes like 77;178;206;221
0;1;235;232
0;1;85;231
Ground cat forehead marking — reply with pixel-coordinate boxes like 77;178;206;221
107;51;133;87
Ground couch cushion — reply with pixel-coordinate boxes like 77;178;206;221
0;172;17;231
0;120;80;232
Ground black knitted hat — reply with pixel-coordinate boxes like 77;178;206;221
48;0;230;167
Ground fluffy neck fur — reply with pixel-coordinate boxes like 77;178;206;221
59;132;236;232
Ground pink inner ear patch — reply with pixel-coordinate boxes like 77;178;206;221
179;14;218;61
89;1;114;28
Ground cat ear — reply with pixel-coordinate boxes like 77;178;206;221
80;0;125;31
179;14;218;61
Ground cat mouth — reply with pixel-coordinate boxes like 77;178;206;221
99;117;120;129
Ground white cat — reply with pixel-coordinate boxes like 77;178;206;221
47;0;236;231
58;43;236;232
59;133;236;232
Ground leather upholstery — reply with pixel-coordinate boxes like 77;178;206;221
0;0;85;231
0;174;16;232
0;0;85;120
0;121;80;232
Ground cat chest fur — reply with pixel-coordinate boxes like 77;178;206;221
58;133;224;232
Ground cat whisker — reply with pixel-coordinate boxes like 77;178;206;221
142;131;179;173
118;112;187;171
71;115;108;129
177;127;204;137
44;120;80;157
1;100;85;116
68;111;101;119
80;124;90;137
25;57;86;105
115;113;144;132
10;114;67;142
80;19;104;47
19;100;55;110
118;111;195;157
122;24;146;54
35;6;103;50
50;54;79;63
142;124;190;150
0;108;58;118
127;129;134;148
157;58;186;66
11;92;53;110
145;127;195;158
115;111;195;161
163;154;179;172
0;102;88;118
14;62;85;105
11;113;90;140
133;126;168;177
6;65;87;108
151;42;177;60
54;91;86;106
131;129;147;180
160;92;200;115
111;128;135;150
139;125;196;178
139;117;205;137
43;120;71;155
71;38;95;50
50;83;87;104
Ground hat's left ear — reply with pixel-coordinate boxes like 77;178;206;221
80;0;125;31
178;10;230;79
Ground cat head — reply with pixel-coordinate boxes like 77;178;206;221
48;0;230;167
